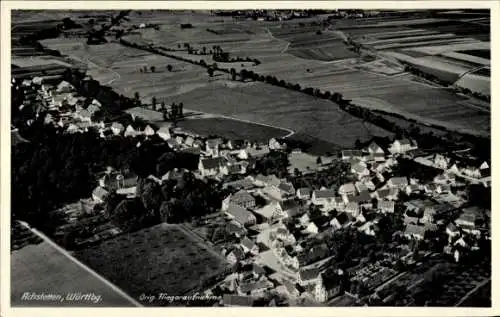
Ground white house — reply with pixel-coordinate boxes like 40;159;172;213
56;80;75;93
297;188;312;200
338;183;356;197
111;122;125;135
157;126;171;140
124;125;138;137
311;189;336;206
389;138;417;154
144;125;155;136
198;157;228;177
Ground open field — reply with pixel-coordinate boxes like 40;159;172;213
39;12;490;138
172;82;393;148
177;117;291;141
74;223;229;304
11;225;137;307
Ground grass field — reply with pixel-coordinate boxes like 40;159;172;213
177;117;291;141
74;223;229;305
11;228;136;307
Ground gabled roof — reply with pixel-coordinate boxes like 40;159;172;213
227;204;255;225
278;181;295;195
241;237;256;250
299;268;321;281
339;183;356;193
200;157;226;170
297;187;312;196
231;190;255;204
92;186;109;200
336;212;351;225
345;202;359;211
206;138;222;148
367;141;383;153
229;247;245;260
447;222;458;232
351;190;371;203
379;200;394;211
388;177;408;187
298;243;329;266
111;122;124;130
223;294;254;306
405;224;426;237
342;150;363;157
313;189;336;199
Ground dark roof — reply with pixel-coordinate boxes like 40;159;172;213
278;182;295;194
229;247;245;260
223;294;254;306
200;157;226;170
298;243;329;266
351;190;371;203
241;237;256;250
405;224;426;236
280;199;299;211
313;189;336;199
231;190;255;204
297;188;312;196
226;204;255;225
299;268;321;281
336;212;351;225
342;150;363;157
377;189;391;198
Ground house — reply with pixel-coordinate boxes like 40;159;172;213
304;222;319;235
365;141;384;155
378;200;395;214
297;188;312;200
226;247;245;264
387;177;408;189
157;126;171;140
278;181;296;197
433;154;450;169
224;190;256;210
275;226;296;245
405;184;421;195
111;122;124;135
357;221;376;236
92;186;109;203
341;150;363;160
144;125;155;136
375;188;394;201
240;237;259;255
330;212;352;231
124;125;138;137
344;202;360;217
348;190;371;206
223;177;255;190
404;224;426;240
351;162;370;179
205;138;222;157
436;184;451;194
311;189;336;206
222;294;254;307
198;157;228;177
238;279;273;297
298;268;322;286
184;136;195;147
390;138;417;154
338;183;356;197
226;203;257;226
279;199;302;218
56;80;75;93
297;243;329;268
246;145;271;157
455;212;476;229
226;139;246;150
446;223;460;240
269;138;284;150
254;174;281;188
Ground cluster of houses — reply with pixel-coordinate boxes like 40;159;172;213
203;138;490;306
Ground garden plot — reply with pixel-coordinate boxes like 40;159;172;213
74;223;229;304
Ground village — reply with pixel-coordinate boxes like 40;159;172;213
11;71;492;307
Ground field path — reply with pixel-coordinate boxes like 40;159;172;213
16;221;143;307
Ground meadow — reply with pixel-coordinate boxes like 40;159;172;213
11;235;136;306
74;223;229;304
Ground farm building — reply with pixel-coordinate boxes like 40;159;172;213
225;203;257;227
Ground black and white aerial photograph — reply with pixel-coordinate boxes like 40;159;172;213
7;5;493;310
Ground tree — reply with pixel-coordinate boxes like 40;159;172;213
316;156;322;165
143;66;148;73
167;64;173;72
161;101;166;111
207;67;214;77
354;139;361;148
150;66;156;73
151;97;157;111
230;68;237;80
134;92;140;106
179;102;184;117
